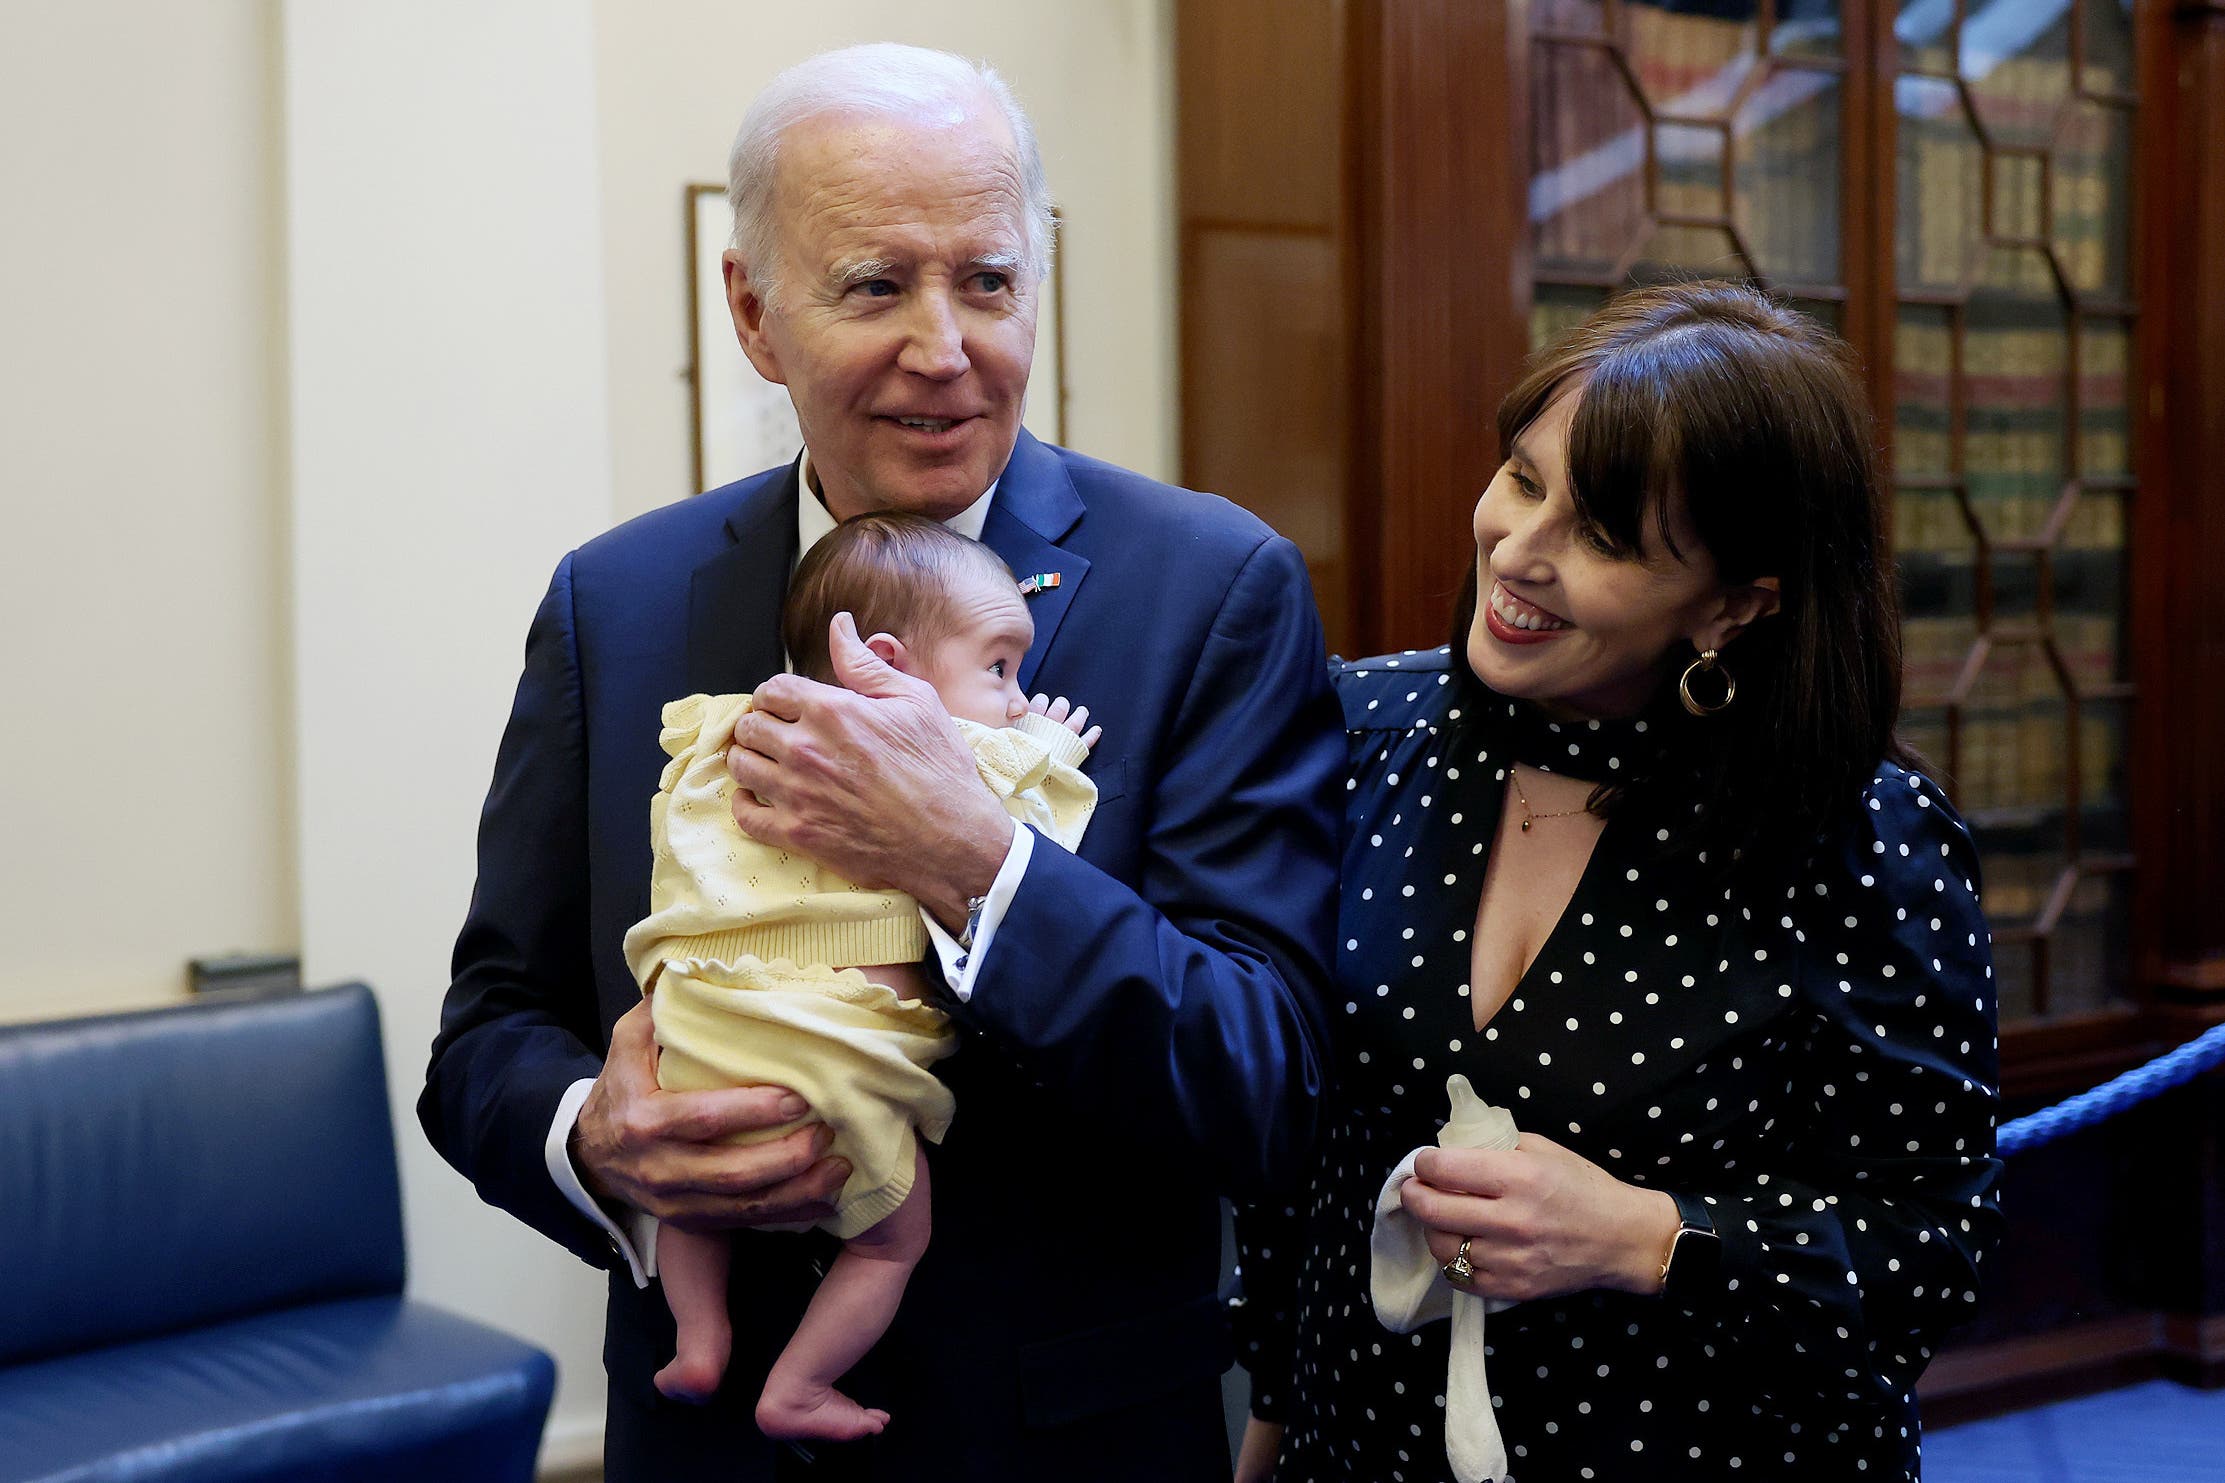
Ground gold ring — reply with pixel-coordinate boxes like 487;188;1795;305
1441;1238;1476;1285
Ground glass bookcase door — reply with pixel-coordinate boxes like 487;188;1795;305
1891;0;2138;1019
1525;0;2141;1021
1529;0;1851;346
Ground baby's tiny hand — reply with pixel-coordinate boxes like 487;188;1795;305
1030;693;1103;751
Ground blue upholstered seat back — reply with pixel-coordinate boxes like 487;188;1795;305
0;984;407;1366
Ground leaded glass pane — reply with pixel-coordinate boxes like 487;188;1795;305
1530;282;1609;352
1630;222;1752;280
1533;42;1648;276
1626;1;1762;119
1964;251;2066;544
1896;76;1985;291
2078;317;2132;478
1534;0;1608;36
1895;304;1955;477
2081;0;2136;94
1989;151;2046;243
1898;501;1979;705
1658;121;1730;220
1889;0;2139;1021
2057;491;2129;652
2056;101;2134;299
1735;69;1843;285
1772;0;1843;60
1896;0;1958;75
1962;2;2071;150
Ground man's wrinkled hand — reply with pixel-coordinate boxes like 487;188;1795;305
571;997;850;1233
727;612;1014;927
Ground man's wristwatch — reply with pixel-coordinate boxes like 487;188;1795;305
955;893;990;954
1657;1189;1720;1306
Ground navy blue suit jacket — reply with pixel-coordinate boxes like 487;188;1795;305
419;433;1342;1480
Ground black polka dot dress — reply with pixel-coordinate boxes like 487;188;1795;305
1234;652;2003;1481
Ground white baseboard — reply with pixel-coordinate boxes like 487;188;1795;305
538;1410;605;1478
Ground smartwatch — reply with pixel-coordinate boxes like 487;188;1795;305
1658;1189;1720;1307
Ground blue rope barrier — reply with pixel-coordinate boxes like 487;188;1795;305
1997;1020;2225;1157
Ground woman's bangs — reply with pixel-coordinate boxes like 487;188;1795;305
1565;352;1683;561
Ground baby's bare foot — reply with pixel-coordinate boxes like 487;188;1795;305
755;1380;891;1441
654;1345;729;1404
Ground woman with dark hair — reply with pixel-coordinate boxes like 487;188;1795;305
1233;281;2002;1482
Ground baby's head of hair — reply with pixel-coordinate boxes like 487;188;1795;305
781;511;1024;684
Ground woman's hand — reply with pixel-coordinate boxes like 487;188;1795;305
1401;1134;1681;1301
1233;1417;1283;1483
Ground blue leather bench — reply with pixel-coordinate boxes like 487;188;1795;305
0;984;556;1482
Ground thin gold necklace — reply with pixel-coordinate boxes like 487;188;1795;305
1509;767;1592;833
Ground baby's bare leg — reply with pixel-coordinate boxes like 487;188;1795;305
754;1144;932;1441
859;959;932;1004
654;1222;733;1403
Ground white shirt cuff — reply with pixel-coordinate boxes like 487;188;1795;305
921;822;1035;1002
546;1075;657;1286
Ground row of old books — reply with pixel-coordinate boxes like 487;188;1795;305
1530;8;1844;288
1896;37;2131;300
1899;609;2125;819
1892;482;2127;552
1988;873;2130;1020
1892;311;2132;488
1899;702;2125;822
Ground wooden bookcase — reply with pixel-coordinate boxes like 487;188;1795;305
1178;0;2225;1419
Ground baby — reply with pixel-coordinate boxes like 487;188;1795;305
621;511;1099;1441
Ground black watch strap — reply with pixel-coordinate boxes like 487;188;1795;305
1659;1189;1721;1307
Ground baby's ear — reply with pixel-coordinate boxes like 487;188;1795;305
864;631;912;673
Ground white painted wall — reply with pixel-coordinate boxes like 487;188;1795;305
0;2;293;1022
593;0;1179;519
281;0;617;1462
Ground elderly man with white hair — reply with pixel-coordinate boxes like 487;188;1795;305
421;43;1342;1482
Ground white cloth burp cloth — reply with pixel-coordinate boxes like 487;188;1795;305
1370;1074;1522;1483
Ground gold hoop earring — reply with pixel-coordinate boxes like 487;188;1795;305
1678;649;1735;716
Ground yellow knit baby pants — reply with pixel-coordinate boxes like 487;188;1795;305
650;955;957;1240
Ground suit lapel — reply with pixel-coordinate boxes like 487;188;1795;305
981;432;1089;693
688;437;1086;697
687;466;800;695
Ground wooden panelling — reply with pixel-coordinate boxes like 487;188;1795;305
1919;1312;2169;1424
1345;0;1527;653
2139;0;2225;1003
1925;1310;2225;1425
1185;227;1352;638
1844;0;1898;433
1176;0;1346;230
1177;0;1356;650
1178;0;1525;657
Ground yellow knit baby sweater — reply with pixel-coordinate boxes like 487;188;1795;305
622;691;1098;990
